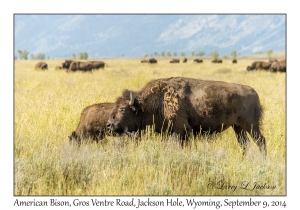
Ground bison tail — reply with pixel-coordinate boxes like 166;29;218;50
255;100;264;130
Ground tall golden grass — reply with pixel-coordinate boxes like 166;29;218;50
14;58;286;195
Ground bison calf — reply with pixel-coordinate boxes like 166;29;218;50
69;103;115;144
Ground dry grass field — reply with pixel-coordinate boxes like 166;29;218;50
14;57;286;195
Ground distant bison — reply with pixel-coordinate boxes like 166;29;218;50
141;59;149;63
90;61;106;69
170;59;180;63
211;59;222;63
182;58;187;63
232;59;237;64
194;59;203;63
107;77;267;157
55;66;63;70
69;103;115;144
67;61;93;72
35;62;48;70
247;61;262;71
62;60;74;69
247;61;271;71
148;58;157;64
270;60;286;72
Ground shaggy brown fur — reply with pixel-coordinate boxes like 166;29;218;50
260;61;271;70
270;59;286;72
211;59;222;63
62;60;74;69
148;58;157;64
107;77;267;157
67;61;93;72
69;103;115;144
247;61;270;71
194;59;203;63
170;59;180;63
182;58;187;63
90;61;106;69
35;62;48;70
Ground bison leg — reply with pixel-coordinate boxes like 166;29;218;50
232;125;250;156
172;121;192;147
247;124;267;158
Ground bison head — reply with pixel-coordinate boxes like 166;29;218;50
106;91;143;134
247;66;254;71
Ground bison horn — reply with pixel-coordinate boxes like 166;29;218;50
129;92;134;106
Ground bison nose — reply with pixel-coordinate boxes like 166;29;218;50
106;123;112;129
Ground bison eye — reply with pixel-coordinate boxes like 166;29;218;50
120;108;125;113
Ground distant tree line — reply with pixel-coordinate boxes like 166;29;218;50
72;52;89;60
141;49;277;60
17;50;30;60
143;50;206;58
15;49;90;60
31;53;46;60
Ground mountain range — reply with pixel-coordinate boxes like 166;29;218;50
14;14;286;59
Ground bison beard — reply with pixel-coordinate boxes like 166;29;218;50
107;77;267;157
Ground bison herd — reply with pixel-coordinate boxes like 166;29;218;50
247;59;286;72
69;76;268;158
34;58;286;73
30;56;286;158
34;59;107;72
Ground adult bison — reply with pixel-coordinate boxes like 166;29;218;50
211;59;222;63
247;61;260;71
194;59;203;63
247;61;270;71
35;62;48;70
62;59;74;69
107;77;267;157
148;58;157;64
141;59;149;63
170;59;180;63
69;103;115;144
270;60;286;72
232;59;237;64
182;58;187;63
67;61;93;72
